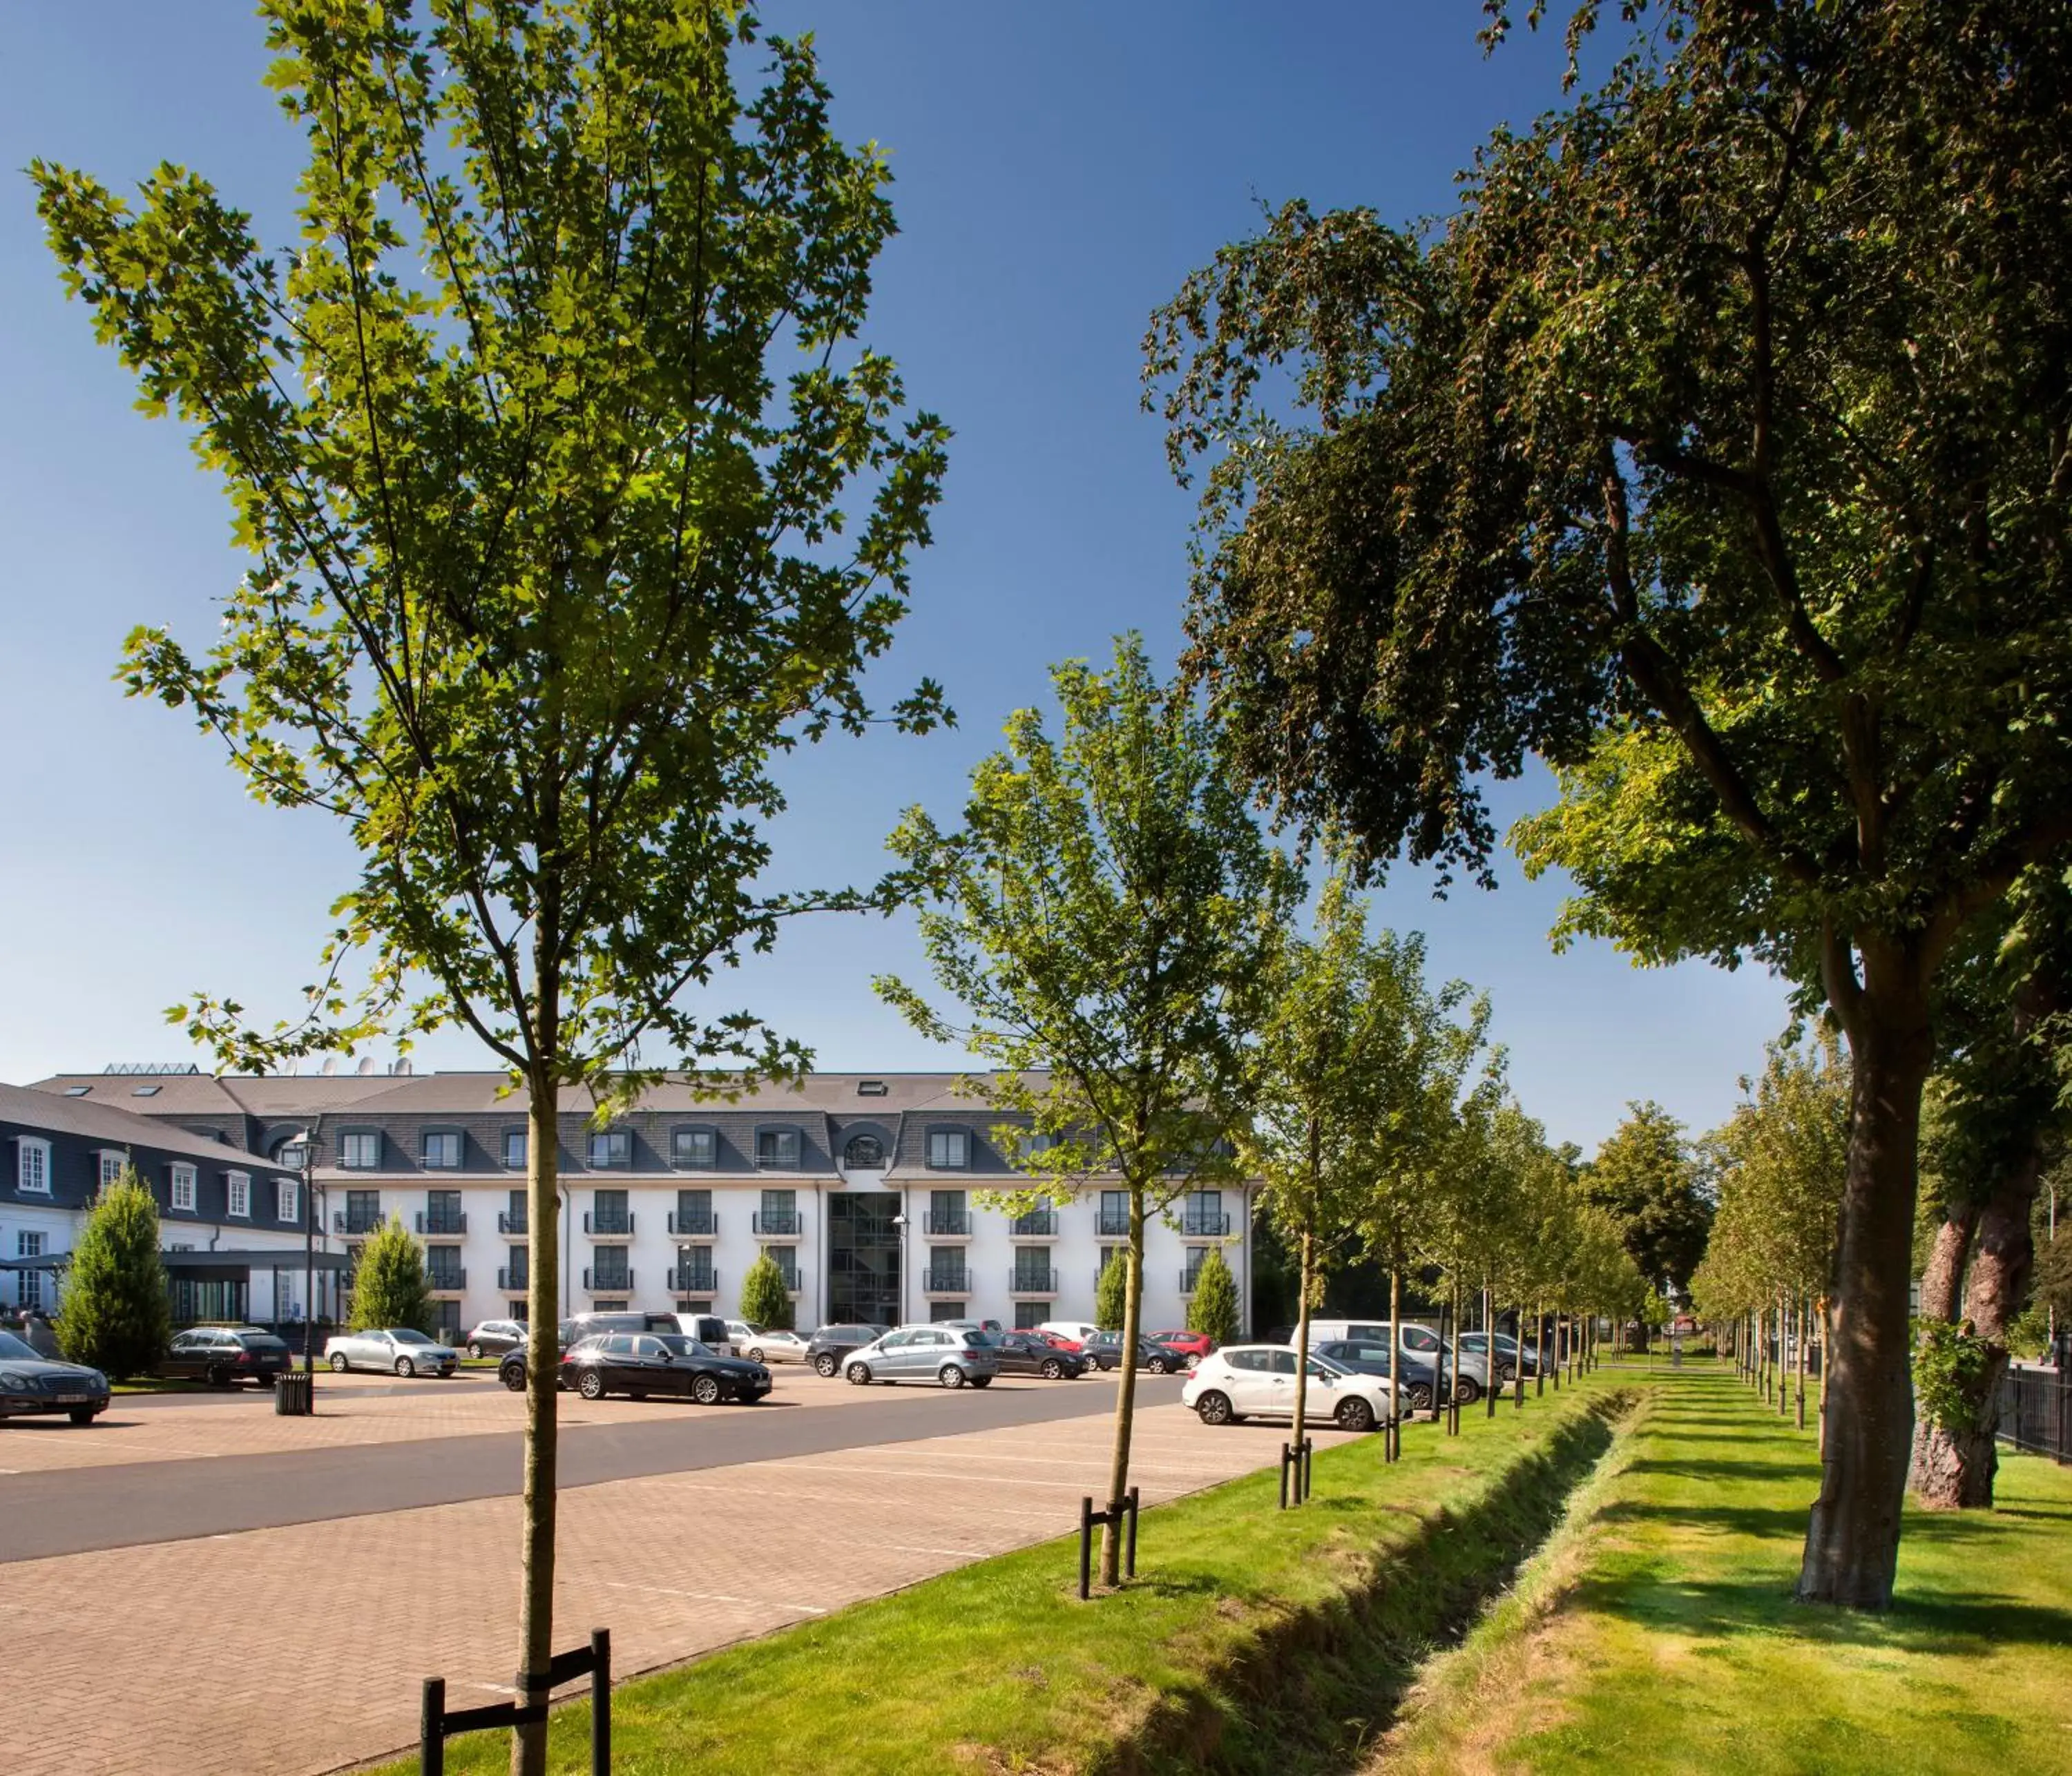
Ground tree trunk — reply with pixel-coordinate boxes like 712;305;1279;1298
1796;1294;1808;1431
1290;1221;1314;1500
1387;1267;1403;1458
1512;1301;1526;1409
1796;952;1935;1609
1448;1286;1462;1434
1486;1283;1498;1416
1817;1295;1830;1456
1100;1184;1148;1586
1535;1298;1546;1398
512;1037;561;1775
1776;1291;1790;1418
1914;1147;2043;1509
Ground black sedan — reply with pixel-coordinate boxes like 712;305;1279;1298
559;1331;771;1404
1083;1331;1191;1374
991;1331;1086;1380
1313;1339;1451;1411
805;1322;890;1378
158;1326;292;1388
0;1329;110;1425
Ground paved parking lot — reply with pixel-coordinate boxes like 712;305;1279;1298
1;1377;1357;1775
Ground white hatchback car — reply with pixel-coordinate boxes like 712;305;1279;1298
1181;1344;1395;1433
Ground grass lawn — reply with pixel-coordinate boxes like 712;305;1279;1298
377;1375;1633;1775
1377;1360;2072;1775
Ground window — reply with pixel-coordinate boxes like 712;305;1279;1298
755;1128;800;1169
170;1164;197;1213
423;1189;464;1235
1013;1248;1053;1291
856;1080;888;1097
927;1130;968;1170
278;1178;300;1224
674;1244;716;1293
275;1137;309;1169
426;1247;463;1289
766;1246;799;1291
343;1188;382;1235
1268;1349;1298;1376
1184;1190;1226;1237
503;1189;529;1235
843;1132;885;1169
673;1188;713;1236
131;1085;160;1097
671;1128;716;1168
423;1132;462;1169
504;1246;528;1291
340;1131;381;1170
63;1085;89;1097
16;1139;50;1195
929;1300;967;1322
589;1188;631;1235
757;1188;798;1236
924;1247;968;1291
587;1129;631;1169
1224;1349;1268;1373
588;1248;631;1291
1098;1190;1129;1237
18;1233;44;1309
927;1189;968;1236
97;1151;124;1193
502;1129;528;1170
227;1172;251;1218
1015;1301;1046;1330
432;1300;463;1341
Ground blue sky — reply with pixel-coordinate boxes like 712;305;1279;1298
0;3;1789;1150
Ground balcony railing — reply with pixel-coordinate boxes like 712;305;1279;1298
583;1267;634;1293
667;1210;718;1237
923;1267;970;1294
667;1266;717;1295
752;1210;801;1237
498;1209;528;1235
334;1208;383;1236
925;1210;971;1236
497;1266;528;1291
1010;1211;1058;1238
1096;1212;1129;1238
427;1269;467;1293
416;1210;468;1236
1182;1212;1232;1237
1009;1266;1059;1294
584;1211;635;1237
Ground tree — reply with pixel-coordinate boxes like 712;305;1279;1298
1187;1246;1240;1347
1584;1104;1712;1297
54;1172;171;1380
35;7;948;1764
1147;1;2072;1605
878;634;1296;1584
739;1253;794;1333
1095;1246;1129;1331
347;1216;434;1334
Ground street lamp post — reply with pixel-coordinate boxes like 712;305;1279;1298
291;1127;318;1375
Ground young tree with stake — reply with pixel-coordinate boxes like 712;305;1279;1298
35;8;948;1766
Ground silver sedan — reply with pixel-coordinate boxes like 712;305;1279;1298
323;1327;459;1377
738;1329;812;1364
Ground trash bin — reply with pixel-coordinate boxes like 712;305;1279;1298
275;1370;314;1416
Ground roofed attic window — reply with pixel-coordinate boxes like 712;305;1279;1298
856;1081;888;1096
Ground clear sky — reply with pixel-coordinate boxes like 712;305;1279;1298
0;3;1791;1151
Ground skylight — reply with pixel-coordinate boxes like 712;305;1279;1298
64;1086;90;1097
857;1080;888;1097
131;1085;161;1097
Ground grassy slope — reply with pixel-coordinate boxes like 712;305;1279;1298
1377;1361;2072;1776
381;1377;1629;1776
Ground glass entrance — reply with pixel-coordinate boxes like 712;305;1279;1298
828;1191;901;1326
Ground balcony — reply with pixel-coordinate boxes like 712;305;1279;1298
922;1266;970;1295
667;1266;717;1295
416;1210;468;1236
584;1211;635;1239
583;1267;634;1293
1008;1266;1059;1296
1009;1210;1058;1239
427;1269;467;1294
497;1266;528;1291
334;1208;383;1236
1095;1212;1129;1238
1181;1211;1232;1238
498;1210;528;1235
751;1210;801;1238
667;1210;718;1237
924;1209;971;1237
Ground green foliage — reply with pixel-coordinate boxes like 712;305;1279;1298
54;1172;171;1380
1912;1320;1995;1436
740;1253;794;1332
1585;1103;1713;1293
347;1217;433;1335
1187;1246;1240;1346
1094;1248;1129;1331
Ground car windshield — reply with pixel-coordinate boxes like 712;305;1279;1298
1308;1354;1350;1377
961;1330;999;1346
0;1331;39;1360
654;1335;706;1357
391;1329;433;1344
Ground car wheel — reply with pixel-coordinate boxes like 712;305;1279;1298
691;1373;722;1405
814;1353;839;1378
1151;1355;1173;1374
1041;1358;1064;1380
1407;1382;1433;1411
205;1365;229;1388
1194;1390;1234;1426
846;1362;872;1385
396;1357;416;1379
969;1376;992;1389
577;1370;606;1400
468;1341;484;1360
1336;1397;1376;1434
938;1364;966;1389
501;1364;527;1393
68;1407;97;1426
1457;1376;1481;1405
329;1353;350;1373
747;1346;764;1363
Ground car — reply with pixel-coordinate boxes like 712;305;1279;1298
841;1324;1001;1389
1307;1320;1490;1404
1037;1320;1102;1345
158;1326;292;1388
1182;1344;1397;1433
324;1326;459;1377
1080;1331;1190;1373
805;1322;890;1378
0;1328;109;1425
559;1331;771;1404
992;1330;1087;1380
1312;1338;1451;1411
739;1328;811;1364
463;1318;529;1360
1147;1329;1216;1362
1457;1331;1539;1382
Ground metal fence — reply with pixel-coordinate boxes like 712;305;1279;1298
1997;1364;2071;1463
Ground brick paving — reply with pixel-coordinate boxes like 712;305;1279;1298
4;1398;1354;1776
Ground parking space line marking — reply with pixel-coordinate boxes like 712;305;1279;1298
604;1580;826;1614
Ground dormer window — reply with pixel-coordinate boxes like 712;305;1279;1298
927;1130;969;1170
843;1133;885;1170
340;1131;382;1170
755;1128;800;1169
423;1131;462;1169
16;1139;50;1195
587;1129;631;1169
671;1128;717;1169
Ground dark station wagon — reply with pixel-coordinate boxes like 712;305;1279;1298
158;1326;293;1389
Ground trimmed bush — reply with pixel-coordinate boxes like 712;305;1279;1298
347;1217;434;1333
55;1172;172;1379
1188;1245;1240;1346
740;1252;795;1331
1095;1247;1129;1330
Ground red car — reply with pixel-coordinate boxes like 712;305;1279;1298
1148;1329;1214;1361
1029;1329;1085;1353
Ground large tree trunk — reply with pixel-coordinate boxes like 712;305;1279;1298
1100;1184;1148;1586
513;1023;561;1774
1797;949;1935;1610
1290;1222;1314;1501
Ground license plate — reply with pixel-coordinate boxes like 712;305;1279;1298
55;1393;88;1405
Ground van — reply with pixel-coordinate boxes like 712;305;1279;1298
664;1311;737;1357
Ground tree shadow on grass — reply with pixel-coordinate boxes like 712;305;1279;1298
1624;1456;1812;1483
